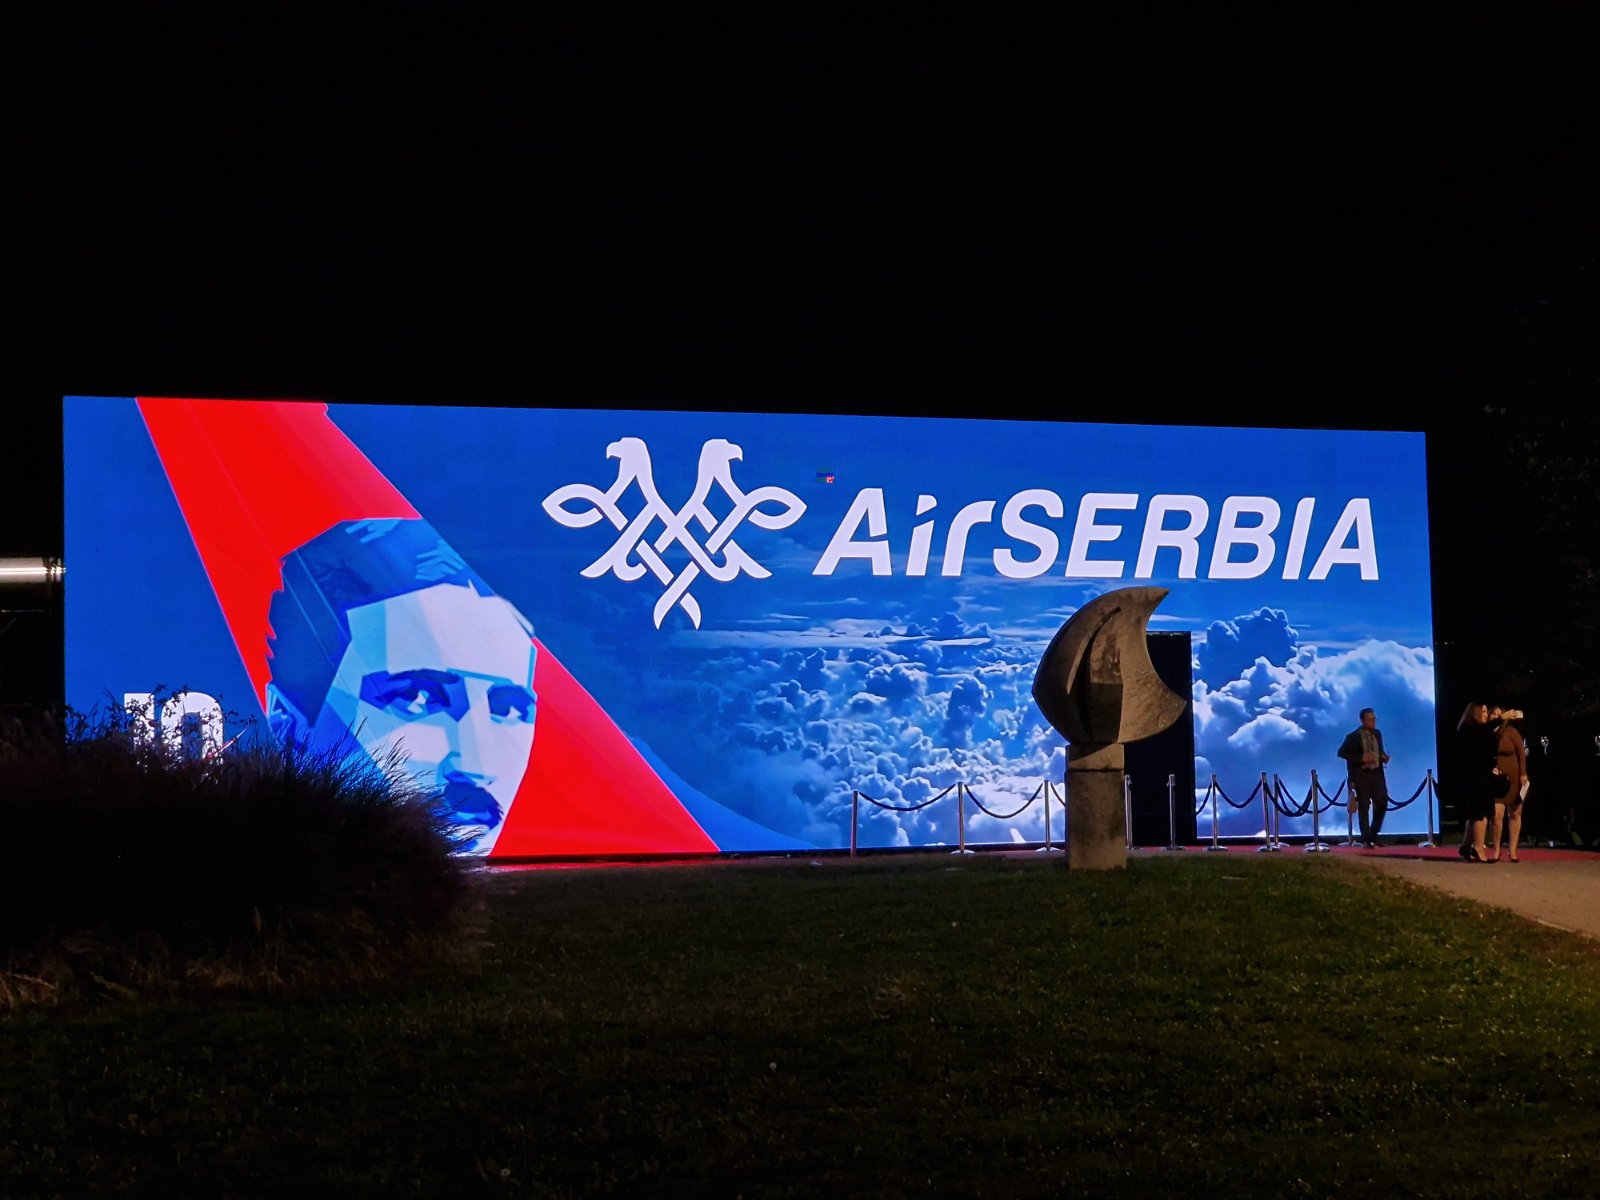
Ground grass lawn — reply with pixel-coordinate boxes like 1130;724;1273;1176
3;853;1599;1198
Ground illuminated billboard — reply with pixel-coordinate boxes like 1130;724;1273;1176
64;397;1436;855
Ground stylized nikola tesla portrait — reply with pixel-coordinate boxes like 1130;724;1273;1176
263;518;538;855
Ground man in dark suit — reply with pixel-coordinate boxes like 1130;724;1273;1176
1337;707;1391;848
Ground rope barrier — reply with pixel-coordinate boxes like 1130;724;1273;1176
1270;775;1315;819
1214;776;1264;809
1313;775;1347;814
853;784;955;813
845;768;1441;857
1386;776;1429;811
960;781;1043;822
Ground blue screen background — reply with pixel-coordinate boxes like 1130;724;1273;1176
65;397;1436;847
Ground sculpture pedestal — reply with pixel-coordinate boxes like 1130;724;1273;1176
1067;742;1126;870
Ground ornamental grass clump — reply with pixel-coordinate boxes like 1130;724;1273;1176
0;705;484;1009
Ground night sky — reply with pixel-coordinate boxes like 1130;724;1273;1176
6;9;1598;731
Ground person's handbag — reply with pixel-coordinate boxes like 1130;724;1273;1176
1490;772;1512;800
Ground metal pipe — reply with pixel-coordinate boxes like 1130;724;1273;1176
850;790;859;858
0;557;64;611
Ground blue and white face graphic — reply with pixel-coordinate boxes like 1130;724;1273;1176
319;582;538;855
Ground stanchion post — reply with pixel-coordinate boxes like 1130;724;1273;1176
1305;768;1331;852
1420;769;1437;848
1207;773;1228;851
1043;780;1051;850
1037;779;1062;853
1258;771;1275;852
1344;787;1357;848
952;783;974;855
1123;773;1134;851
850;790;859;859
1273;775;1283;850
1165;772;1183;850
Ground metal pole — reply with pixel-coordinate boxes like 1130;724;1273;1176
1271;774;1287;851
1420;769;1437;848
952;783;974;855
1258;771;1275;852
1123;773;1134;851
1165;773;1183;850
1305;768;1331;852
1272;775;1280;849
1344;788;1357;848
1043;779;1050;850
1207;773;1228;851
1037;779;1062;852
850;790;859;858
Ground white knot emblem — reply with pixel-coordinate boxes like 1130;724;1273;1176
542;438;807;628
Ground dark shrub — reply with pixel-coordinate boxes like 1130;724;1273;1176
0;705;484;1007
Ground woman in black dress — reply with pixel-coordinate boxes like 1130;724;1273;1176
1454;701;1501;862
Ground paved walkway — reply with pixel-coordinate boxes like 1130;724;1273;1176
1336;845;1600;942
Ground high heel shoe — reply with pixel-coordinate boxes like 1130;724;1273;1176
1458;844;1471;860
1468;846;1486;862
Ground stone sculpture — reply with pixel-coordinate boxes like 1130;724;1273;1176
1031;586;1188;869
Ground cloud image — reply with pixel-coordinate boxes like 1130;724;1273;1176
578;597;1433;849
1194;632;1436;837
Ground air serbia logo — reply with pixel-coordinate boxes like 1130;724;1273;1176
545;436;1384;628
542;438;807;628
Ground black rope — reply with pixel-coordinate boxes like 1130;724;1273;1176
961;782;1042;821
851;769;1435;823
1299;775;1338;816
1385;776;1429;811
1271;776;1314;818
853;784;954;813
1316;782;1344;816
1213;776;1264;809
1314;776;1348;812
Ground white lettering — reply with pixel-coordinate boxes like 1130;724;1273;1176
941;501;997;577
1134;494;1209;579
1209;497;1281;580
814;488;892;576
907;494;937;576
122;693;157;746
125;691;226;757
1283;497;1315;579
161;691;225;757
1309;498;1378;579
994;489;1063;579
1065;493;1138;578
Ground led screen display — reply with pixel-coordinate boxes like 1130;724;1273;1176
64;397;1436;855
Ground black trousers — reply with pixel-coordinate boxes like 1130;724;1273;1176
1351;769;1389;842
